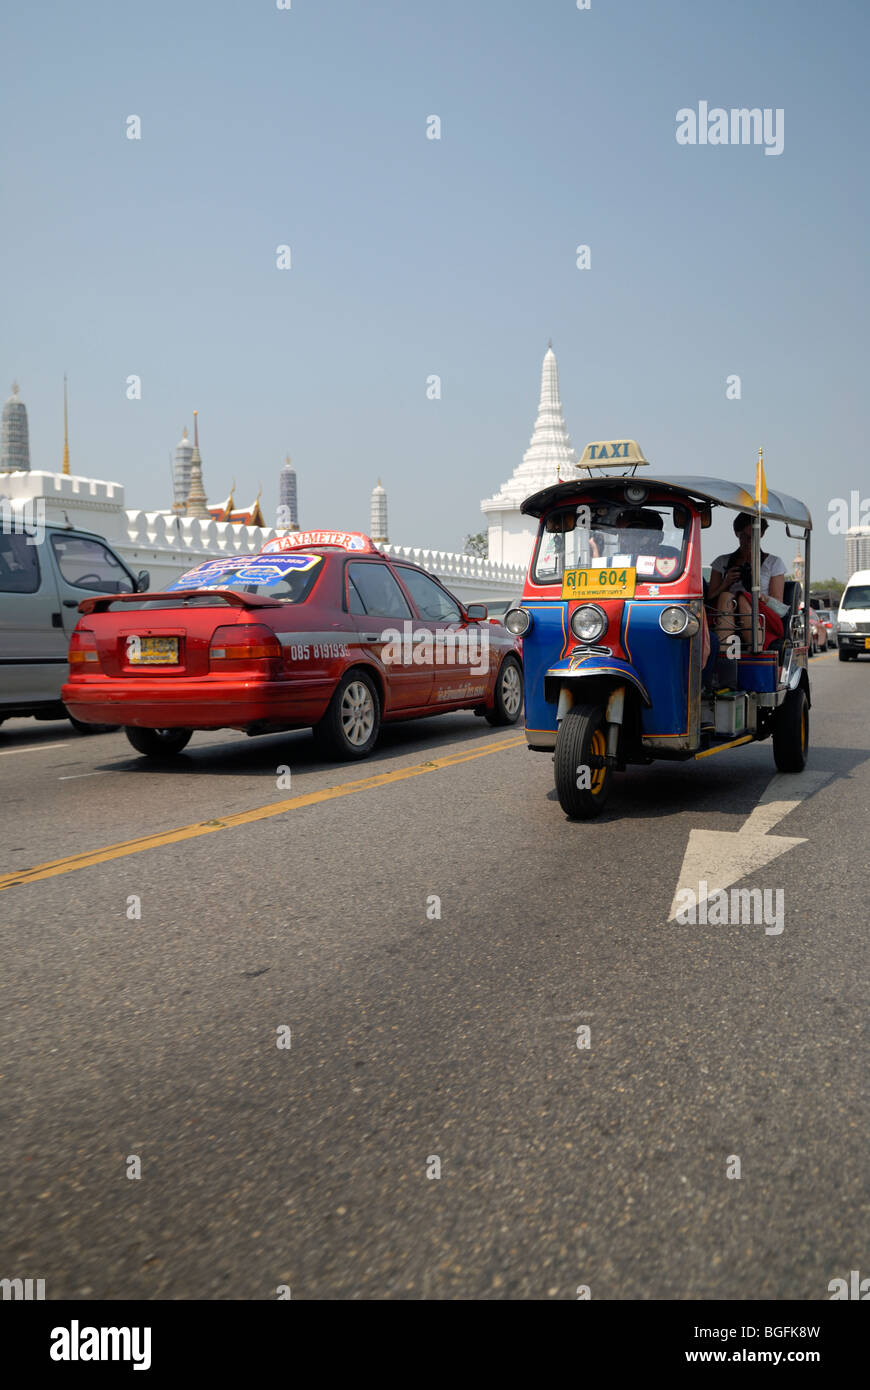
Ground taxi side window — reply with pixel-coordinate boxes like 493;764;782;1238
0;531;41;593
396;566;462;621
346;562;412;619
51;535;134;594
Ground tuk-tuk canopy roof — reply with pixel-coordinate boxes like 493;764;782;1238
521;474;812;530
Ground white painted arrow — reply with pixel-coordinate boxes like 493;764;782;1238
667;770;832;922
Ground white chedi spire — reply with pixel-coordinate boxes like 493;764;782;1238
483;344;579;511
172;426;193;511
1;382;31;473
480;342;581;568
518;342;578;493
185;411;210;519
370;479;388;543
277;455;298;530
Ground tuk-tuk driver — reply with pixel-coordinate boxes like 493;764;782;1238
615;508;667;559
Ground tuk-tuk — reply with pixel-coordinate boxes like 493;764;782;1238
505;440;812;818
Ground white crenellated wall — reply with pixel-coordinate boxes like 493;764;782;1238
0;471;526;603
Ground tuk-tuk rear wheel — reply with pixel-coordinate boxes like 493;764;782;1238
554;703;613;819
772;686;809;773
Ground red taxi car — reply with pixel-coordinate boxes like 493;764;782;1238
62;531;523;760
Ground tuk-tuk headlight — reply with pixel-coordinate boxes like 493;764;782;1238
659;606;698;637
505;607;531;636
570;604;607;642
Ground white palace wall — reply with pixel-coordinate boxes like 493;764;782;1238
0;471;525;604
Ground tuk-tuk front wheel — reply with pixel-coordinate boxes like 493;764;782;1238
554;703;612;818
772;686;809;772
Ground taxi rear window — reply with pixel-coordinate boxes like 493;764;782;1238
533;502;689;585
113;554;324;609
165;553;323;601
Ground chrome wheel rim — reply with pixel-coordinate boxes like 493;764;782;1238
501;664;522;717
341;681;375;746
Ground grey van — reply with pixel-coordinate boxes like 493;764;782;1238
0;523;147;730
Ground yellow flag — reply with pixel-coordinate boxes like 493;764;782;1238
755;448;768;506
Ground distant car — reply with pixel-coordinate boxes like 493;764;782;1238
63;530;524;761
816;608;838;646
807;608;825;654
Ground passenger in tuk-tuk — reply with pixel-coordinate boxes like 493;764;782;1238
708;512;787;651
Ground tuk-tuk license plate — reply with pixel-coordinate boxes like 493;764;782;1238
562;567;637;601
129;636;179;664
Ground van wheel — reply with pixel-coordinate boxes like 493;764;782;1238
125;727;193;758
772;687;808;772
485;656;523;726
313;670;380;760
554;703;612;818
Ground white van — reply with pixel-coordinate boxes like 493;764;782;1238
0;522;146;729
837;569;870;662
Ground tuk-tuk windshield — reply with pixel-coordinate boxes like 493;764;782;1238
533;501;690;585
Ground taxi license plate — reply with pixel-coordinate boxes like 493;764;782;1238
129;636;179;665
562;567;636;601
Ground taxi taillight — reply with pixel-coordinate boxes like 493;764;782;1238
209;624;281;667
68;628;100;668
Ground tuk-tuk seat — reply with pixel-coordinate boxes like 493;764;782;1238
768;580;801;663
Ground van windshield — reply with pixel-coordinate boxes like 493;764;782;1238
842;585;870;610
533;502;689;585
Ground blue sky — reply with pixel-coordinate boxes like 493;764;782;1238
2;0;867;576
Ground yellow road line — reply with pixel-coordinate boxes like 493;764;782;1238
0;735;525;893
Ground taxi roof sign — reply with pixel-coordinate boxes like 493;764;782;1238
260;529;377;555
579;439;649;469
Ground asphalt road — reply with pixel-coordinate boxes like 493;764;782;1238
0;647;867;1300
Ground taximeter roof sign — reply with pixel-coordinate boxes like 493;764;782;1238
260;529;376;555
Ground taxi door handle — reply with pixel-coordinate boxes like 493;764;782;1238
63;600;79;608
362;632;381;641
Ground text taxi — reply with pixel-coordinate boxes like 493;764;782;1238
62;530;523;760
505;440;812;818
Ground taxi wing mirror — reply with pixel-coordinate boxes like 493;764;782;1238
135;569;151;592
466;603;488;621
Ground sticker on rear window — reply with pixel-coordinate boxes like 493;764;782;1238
167;555;321;590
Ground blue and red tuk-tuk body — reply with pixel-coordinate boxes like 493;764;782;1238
505;442;812;817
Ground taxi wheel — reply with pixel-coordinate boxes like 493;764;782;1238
485;655;523;726
125;727;193;758
554;703;612;819
772;686;809;773
313;670;380;760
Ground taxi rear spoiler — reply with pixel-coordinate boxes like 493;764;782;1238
77;589;282;615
